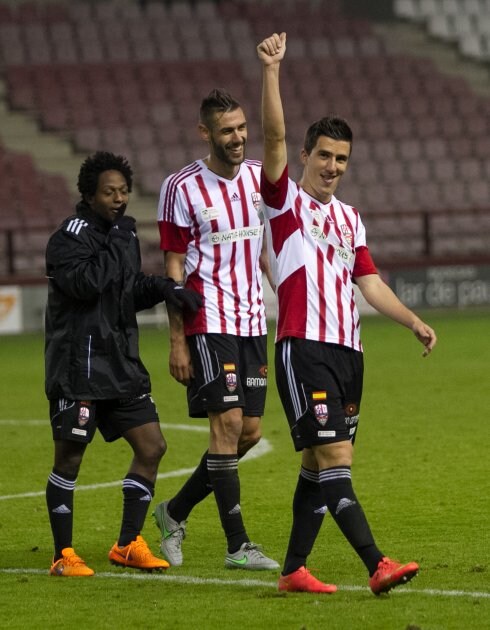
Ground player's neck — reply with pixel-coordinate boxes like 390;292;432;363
203;156;240;180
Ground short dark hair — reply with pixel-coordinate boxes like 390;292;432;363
304;117;353;155
77;151;133;199
199;88;241;129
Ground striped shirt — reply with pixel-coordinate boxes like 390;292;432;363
261;167;377;350
157;159;267;336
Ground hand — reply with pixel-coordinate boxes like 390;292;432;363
155;278;203;313
412;320;437;357
257;32;287;65
111;215;136;240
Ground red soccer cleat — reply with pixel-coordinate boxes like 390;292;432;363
278;566;337;594
369;557;419;595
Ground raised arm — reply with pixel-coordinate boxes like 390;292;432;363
257;32;287;184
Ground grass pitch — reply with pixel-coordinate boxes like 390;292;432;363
0;310;488;629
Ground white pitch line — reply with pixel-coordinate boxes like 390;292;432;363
0;420;272;501
0;568;488;599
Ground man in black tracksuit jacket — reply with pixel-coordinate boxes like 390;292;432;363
45;151;202;577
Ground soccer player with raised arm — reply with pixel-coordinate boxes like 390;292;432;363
257;33;437;594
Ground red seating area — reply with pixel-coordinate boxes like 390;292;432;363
0;0;489;273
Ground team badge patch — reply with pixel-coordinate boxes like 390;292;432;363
225;372;237;393
224;364;237;392
314;403;328;426
78;402;91;427
340;224;353;246
251;191;262;210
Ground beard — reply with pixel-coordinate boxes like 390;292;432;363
210;136;246;166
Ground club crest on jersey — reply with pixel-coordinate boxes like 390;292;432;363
251;191;262;210
314;404;329;426
340;224;353;246
201;206;220;221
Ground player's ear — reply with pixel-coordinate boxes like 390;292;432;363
198;123;210;142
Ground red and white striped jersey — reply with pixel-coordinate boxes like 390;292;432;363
261;167;377;350
157;159;267;336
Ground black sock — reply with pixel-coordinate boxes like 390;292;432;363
206;454;248;553
46;468;77;559
168;451;213;522
320;466;383;575
283;467;327;575
118;473;154;547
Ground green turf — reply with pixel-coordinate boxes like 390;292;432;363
0;311;488;629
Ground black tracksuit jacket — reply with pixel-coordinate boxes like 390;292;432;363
45;202;165;401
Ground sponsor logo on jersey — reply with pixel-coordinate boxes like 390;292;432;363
335;245;354;263
312;391;327;401
230;192;241;203
314;403;328;426
310;226;328;242
201;206;220;221
226;372;237;393
208;225;264;245
340;224;353;246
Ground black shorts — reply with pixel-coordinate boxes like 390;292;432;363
186;333;268;418
275;338;363;451
49;393;160;444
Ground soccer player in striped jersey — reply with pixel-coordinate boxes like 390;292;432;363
257;33;437;594
153;89;279;570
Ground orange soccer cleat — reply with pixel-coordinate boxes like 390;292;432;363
278;566;337;594
49;548;95;577
109;535;169;572
369;557;419;595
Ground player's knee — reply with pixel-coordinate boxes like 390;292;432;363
238;429;261;456
143;437;167;466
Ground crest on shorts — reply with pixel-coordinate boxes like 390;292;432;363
314;403;328;426
224;364;237;393
259;365;268;377
78;402;91;427
225;372;237;393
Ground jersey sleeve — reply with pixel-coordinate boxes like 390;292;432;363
157;176;192;253
353;245;377;277
260;165;289;210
